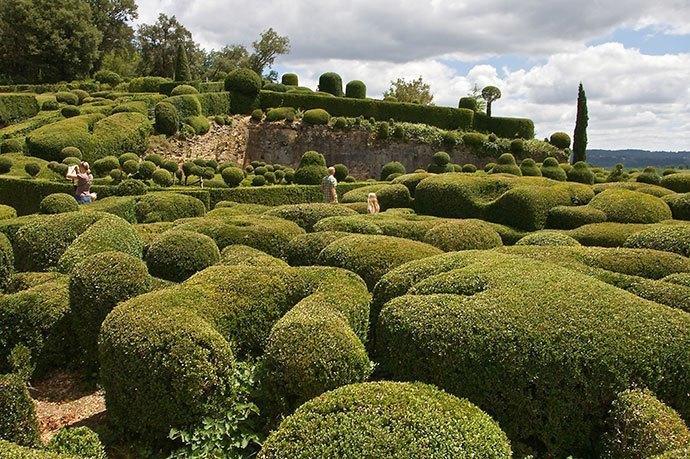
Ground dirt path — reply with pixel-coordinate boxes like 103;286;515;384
30;371;106;443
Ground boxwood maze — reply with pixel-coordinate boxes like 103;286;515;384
99;265;372;441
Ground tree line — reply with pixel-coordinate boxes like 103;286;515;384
0;0;290;84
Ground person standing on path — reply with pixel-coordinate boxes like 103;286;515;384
66;161;94;204
321;167;338;203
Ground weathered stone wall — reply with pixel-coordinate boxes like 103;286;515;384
244;123;493;178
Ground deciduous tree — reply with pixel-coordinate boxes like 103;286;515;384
383;77;434;105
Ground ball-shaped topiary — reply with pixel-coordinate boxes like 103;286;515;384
60;105;81;118
637;166;662;185
423;220;503;252
302;108;331;125
490;153;521;176
154;101;179;136
550;132;571;149
225;68;262;95
55;92;79;105
299;151;326;167
40;193;79;214
144;153;163;167
510;139;524;155
462;164;477;173
546;205;607;229
0;157;12;174
110;169;124;183
432;151;451;166
318;72;344;97
462;132;485;149
259;381;512;459
333;163;349;182
59;146;82;161
116;178;147;196
146;230;220;282
48;426;106;459
252;174;267;186
541;157;567;181
520;158;542;176
602;389;690;459
567;161;596;184
345;80;366;99
93;156;120;177
660;173;690;193
137;161;157;180
458;97;479;111
624;225;690;257
151;168;173;187
69;251;150;370
171;84;199;96
122;159;139;175
221;166;244;187
516;231;581;246
281;73;299;86
24;163;41;178
588;189;672;224
380;161;406;181
118;152;139;166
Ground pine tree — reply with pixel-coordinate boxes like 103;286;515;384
572;83;588;163
174;43;192;81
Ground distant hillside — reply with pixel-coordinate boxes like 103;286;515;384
587;149;690;168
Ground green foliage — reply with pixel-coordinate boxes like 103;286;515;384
573;83;589;162
9;344;34;383
423;219;503;251
265;203;357;231
458;97;479;111
185;115;211;135
137;160;157;180
135;192;205;223
166;94;202;119
490;153;521;176
381;161;406;181
128;76;169;93
550;132;571;149
520;158;542;176
345;80;366;99
174;43;192;82
547;205;607;229
0;157;13;174
226;69;262;114
24;163;41;178
481;86;501;117
589;189;672;224
94;70;122;86
567;161;595;184
281;73;298;86
92;155;120;177
55;92;79;106
39;193;78;214
265;107;296;122
333;163;349;181
152;168;173;187
383;76;433;105
169;362;262;459
0;374;39;447
541;157;567;181
145;230;220;282
663;192;690;220
48;426;105;459
116;178;147;196
302;108;331;125
318;72;344;97
259;381;511;459
285;231;350;266
624;225;690;257
0;94;40;125
516;230;581;246
603;389;690;459
473;112;535;139
661;173;690;193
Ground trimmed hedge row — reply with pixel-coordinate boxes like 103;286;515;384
264;203;357;231
99;265;371;442
260;91;475;131
259;382;512;458
205;182;369;207
473;112;535;139
0;94;40;125
26;113;152;163
373;249;690;456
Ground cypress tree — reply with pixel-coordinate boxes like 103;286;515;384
174;43;192;82
572;82;588;163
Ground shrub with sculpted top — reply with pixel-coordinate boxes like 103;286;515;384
661;173;690;193
318;72;344;97
490;153;521;176
588;189;672;224
423;219;503;252
302;108;331;125
39;194;79;215
265;203;358;231
345;80;366;99
145;230;220;282
0;374;40;447
259;382;512;459
550;132;571;149
567;161;595;184
516;230;581;246
541;157;567;181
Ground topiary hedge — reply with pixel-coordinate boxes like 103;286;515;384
520;158;541;176
0;94;40;125
26;113;152;163
225;68;262;114
664;193;690;220
661;173;690;193
0;374;39;447
154;101;179;135
588;189;672;224
423;219;503;251
473;112;535;139
546;205;607;229
100;264;371;442
145;229;220;282
47;426;106;458
39;193;79;215
302;108;331;125
516;230;581;246
541;157;567;181
345;80;366;99
373;250;690;456
69;251;150;370
624;224;690;257
259;381;512;458
318;72;344;97
550;132;571;149
567;161;596;184
602;388;690;459
264;203;358;231
490;153;521;176
285;231;351;266
219;244;288;267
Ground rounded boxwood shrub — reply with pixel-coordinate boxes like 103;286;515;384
295;151;328;185
373;250;690;457
423;220;503;252
299;150;326;167
100;264;370;441
151;168;173;187
314;215;384;235
318;72;344;97
259;382;512;459
589;189;672;224
302;108;331;125
265;203;358;232
135;192;205;223
516;230;581;246
281;73;299;86
225;68;262;95
660;173;690;193
118;152;139;166
39;193;79;215
624;225;690;257
567;161;596;184
637;167;662;185
48;426;105;458
0;205;17;221
462;164;477;173
251;174;266;186
318;234;442;289
490;153;521;176
55;92;79;105
146;230;220;282
92;155;120;177
285;231;350;266
603;389;690;459
663;193;690;220
219;244;287;267
432;151;451;166
546;205;607;229
122;159;139;175
550;132;571;149
115;178;147;196
137;160;157;180
333;163;349;181
265;107;296;123
1;138;24;153
171;84;199;96
462;132;485;149
345;80;366;99
60;105;80;118
541;157;567;181
520;158;542;176
458;97;479;111
154;101;179;136
24;162;41;178
185;115;211;135
70;251;149;370
0;374;39;447
380;161;406;181
221;166;244;187
0;157;12;174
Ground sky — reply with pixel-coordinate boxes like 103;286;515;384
134;1;690;151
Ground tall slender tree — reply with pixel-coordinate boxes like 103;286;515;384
175;43;192;81
572;83;589;163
